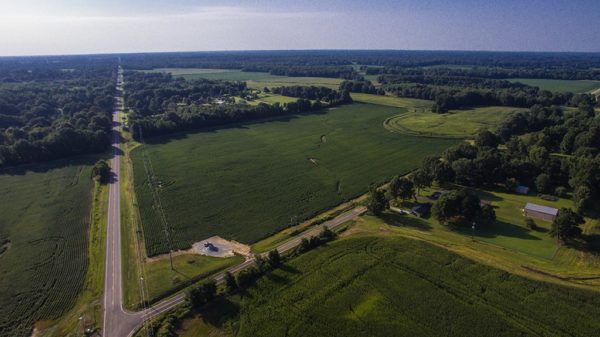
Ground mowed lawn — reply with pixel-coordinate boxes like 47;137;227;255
222;237;600;337
142;68;343;89
384;106;527;138
0;160;95;337
131;103;457;256
390;187;574;260
509;78;600;93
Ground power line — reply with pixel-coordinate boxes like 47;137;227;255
138;125;175;271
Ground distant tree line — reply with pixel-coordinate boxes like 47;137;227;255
377;73;529;89
119;50;600;80
242;65;358;79
368;66;600;81
271;85;352;104
384;84;575;112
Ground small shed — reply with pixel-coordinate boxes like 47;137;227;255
523;203;559;222
204;242;218;252
516;185;530;194
411;203;432;218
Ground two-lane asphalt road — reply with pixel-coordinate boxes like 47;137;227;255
102;68;142;337
102;65;367;337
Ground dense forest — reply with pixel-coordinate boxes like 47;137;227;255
0;56;116;167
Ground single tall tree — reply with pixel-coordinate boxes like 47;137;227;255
367;186;388;215
550;208;584;243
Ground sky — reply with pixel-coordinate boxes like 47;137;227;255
0;0;599;56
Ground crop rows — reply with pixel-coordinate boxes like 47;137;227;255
236;236;600;337
0;162;95;337
132;103;457;256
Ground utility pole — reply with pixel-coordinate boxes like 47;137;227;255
139;125;175;270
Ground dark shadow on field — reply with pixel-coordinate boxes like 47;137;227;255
379;212;432;231
0;153;109;176
143;109;331;145
585;234;600;253
279;264;301;274
196;296;240;328
265;272;291;285
454;220;540;241
477;190;504;202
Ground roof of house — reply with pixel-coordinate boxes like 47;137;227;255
524;203;559;216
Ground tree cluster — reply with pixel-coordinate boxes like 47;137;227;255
338;80;385;95
414;101;600;214
0;77;114;167
124;72;247;116
271;85;352;104
432;188;495;227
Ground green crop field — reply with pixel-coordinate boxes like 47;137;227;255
131;103;457;256
0;159;96;337
141;68;343;89
384;106;526;138
181;236;600;337
509;78;600;93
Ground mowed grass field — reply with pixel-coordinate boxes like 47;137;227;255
234;93;299;106
350;93;432;109
509;78;600;93
131;103;457;255
184;236;600;337
142;68;343;89
0;160;95;337
384;106;527;138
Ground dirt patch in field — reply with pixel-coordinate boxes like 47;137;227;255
147;236;251;261
191;236;251;258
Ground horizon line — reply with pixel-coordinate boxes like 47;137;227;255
2;47;600;59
